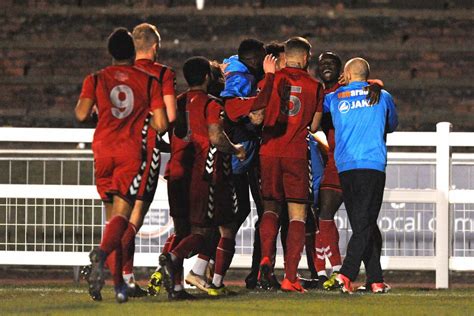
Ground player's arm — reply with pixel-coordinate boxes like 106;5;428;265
75;75;96;122
207;100;245;160
208;124;245;159
75;98;94;122
151;108;169;133
149;79;169;133
162;69;177;123
311;132;329;154
309;85;325;133
224;55;276;122
384;92;398;133
365;79;384;105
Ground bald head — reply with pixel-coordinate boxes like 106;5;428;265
344;57;370;82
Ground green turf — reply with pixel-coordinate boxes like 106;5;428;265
1;285;473;316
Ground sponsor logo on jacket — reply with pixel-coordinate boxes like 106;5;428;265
338;99;372;114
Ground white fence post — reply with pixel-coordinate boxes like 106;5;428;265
435;122;451;289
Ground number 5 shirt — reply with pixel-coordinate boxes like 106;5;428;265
80;65;165;159
260;67;324;159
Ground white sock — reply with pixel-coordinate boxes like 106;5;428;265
174;284;184;291
123;273;134;285
192;257;209;276
212;273;223;287
332;265;342;273
318;271;328;278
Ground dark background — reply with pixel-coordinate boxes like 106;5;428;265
0;0;472;131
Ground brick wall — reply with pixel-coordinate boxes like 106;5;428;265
0;4;472;131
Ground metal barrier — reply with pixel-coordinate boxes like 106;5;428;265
0;122;473;288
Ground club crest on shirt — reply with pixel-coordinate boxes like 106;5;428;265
338;100;351;113
114;71;129;82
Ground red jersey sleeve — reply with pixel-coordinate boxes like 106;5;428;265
162;68;176;96
150;78;166;110
206;100;222;125
224;73;275;122
79;74;96;101
367;79;384;87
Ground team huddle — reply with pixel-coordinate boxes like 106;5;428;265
75;23;398;303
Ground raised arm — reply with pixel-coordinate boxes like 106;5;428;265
224;55;276;122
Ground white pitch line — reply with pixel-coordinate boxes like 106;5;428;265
0;288;87;294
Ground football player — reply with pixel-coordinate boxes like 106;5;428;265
75;28;169;303
258;37;323;293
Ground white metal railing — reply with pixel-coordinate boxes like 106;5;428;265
0;122;473;289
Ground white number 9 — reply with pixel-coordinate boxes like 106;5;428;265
110;85;134;119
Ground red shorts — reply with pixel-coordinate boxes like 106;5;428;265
137;131;161;202
260;155;311;204
94;154;143;205
164;137;194;180
189;154;236;227
320;152;342;191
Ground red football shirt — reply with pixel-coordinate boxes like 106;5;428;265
165;91;193;179
80;65;165;158
135;59;176;147
134;59;176;96
260;67;324;159
225;73;275;122
187;90;222;157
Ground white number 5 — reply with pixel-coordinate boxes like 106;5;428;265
110;85;134;119
280;85;301;117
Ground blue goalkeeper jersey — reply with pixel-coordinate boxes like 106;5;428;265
323;81;398;173
220;55;259;174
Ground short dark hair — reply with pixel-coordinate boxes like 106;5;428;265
265;42;285;58
318;51;342;69
107;27;135;61
238;38;265;59
284;37;311;56
183;56;210;87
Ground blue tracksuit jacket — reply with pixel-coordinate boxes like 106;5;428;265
323;81;398;173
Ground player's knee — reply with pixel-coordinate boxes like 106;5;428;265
219;225;235;239
191;226;211;237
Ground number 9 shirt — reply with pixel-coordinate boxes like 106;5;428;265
79;65;165;204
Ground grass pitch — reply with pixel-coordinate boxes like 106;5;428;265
1;285;473;316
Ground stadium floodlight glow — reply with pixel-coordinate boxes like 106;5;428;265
196;0;204;10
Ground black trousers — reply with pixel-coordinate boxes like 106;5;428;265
232;164;264;273
339;169;385;283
